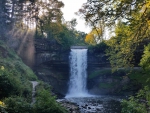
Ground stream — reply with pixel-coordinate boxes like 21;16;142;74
60;95;123;113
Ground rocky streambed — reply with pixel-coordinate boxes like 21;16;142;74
58;96;123;113
57;99;80;113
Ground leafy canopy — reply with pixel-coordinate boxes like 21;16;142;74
78;0;150;70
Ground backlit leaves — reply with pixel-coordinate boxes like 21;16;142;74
85;28;102;45
140;44;150;70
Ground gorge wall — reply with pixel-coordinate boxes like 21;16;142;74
33;38;136;96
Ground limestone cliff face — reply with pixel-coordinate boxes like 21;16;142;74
87;50;131;95
34;38;70;96
87;68;130;95
33;38;133;96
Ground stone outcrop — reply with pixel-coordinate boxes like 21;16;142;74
87;68;130;95
33;38;137;96
34;38;70;96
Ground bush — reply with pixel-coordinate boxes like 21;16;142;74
34;84;67;113
4;96;32;113
121;86;150;113
0;67;32;99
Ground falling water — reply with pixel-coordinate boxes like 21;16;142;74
66;49;89;98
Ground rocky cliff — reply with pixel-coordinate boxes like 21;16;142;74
33;38;140;96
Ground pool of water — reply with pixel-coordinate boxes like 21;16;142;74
65;96;123;113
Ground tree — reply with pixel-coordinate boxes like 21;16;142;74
85;33;96;45
34;0;64;37
140;43;150;70
65;18;77;30
85;28;103;45
121;86;150;113
105;22;134;71
77;0;150;42
78;0;150;70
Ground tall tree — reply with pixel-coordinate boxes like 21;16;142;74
78;0;150;70
77;0;150;40
33;0;64;38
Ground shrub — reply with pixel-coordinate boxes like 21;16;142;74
4;96;33;113
121;86;150;113
34;87;67;113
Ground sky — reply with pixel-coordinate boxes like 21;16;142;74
61;0;91;33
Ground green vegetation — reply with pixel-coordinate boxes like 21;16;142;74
78;0;150;112
3;82;67;113
4;96;33;113
88;41;109;53
0;41;36;99
120;43;150;112
34;82;67;113
0;0;87;112
0;41;67;113
140;43;150;70
128;70;150;88
121;86;150;113
1;0;150;112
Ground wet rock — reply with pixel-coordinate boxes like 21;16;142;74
85;104;88;106
88;107;91;109
81;105;86;109
57;99;80;113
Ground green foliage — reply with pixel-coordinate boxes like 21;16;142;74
121;86;150;113
0;37;67;113
78;0;150;33
140;43;150;70
0;68;21;97
0;42;37;80
88;41;108;53
2;82;67;113
78;0;150;71
0;67;32;99
0;41;37;100
106;22;135;71
34;82;67;113
85;28;103;45
35;0;86;48
4;96;32;113
40;22;86;49
128;69;150;87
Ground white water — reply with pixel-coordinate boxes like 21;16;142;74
66;49;89;98
30;81;38;105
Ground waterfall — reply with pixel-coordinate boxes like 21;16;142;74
66;48;89;98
